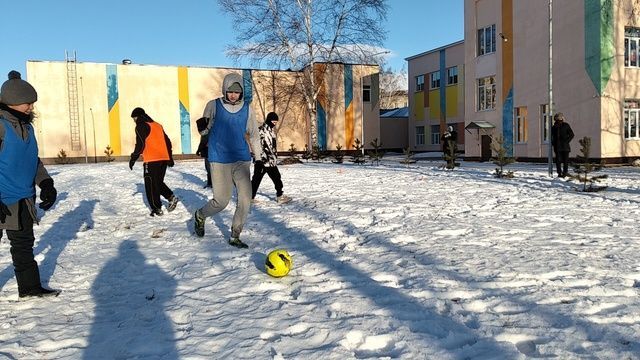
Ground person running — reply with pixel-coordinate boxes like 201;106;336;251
193;72;261;248
251;112;291;204
129;107;179;216
0;70;60;298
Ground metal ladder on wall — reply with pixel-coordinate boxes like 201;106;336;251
66;50;81;151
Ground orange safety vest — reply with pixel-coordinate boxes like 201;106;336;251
142;122;170;163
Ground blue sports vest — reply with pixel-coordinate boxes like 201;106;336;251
0;118;38;205
207;99;251;163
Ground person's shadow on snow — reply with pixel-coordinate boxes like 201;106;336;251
83;240;178;360
0;194;87;292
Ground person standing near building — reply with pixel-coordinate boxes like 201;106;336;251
0;70;59;298
551;112;574;178
129;107;179;216
251;112;291;204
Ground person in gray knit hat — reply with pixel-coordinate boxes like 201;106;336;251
0;70;59;298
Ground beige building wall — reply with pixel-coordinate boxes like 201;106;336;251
26;61;379;160
465;0;640;162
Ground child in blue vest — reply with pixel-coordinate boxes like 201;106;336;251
0;71;59;298
193;73;261;248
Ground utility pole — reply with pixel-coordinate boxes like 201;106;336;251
548;0;554;176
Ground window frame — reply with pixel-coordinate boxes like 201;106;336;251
362;84;371;102
540;104;551;144
415;126;425;145
447;66;458;85
514;107;528;144
476;76;496;111
430;125;440;145
624;100;640;139
416;75;425;92
625;27;640;67
477;24;496;56
429;71;440;90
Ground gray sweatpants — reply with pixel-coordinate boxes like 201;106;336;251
199;161;252;237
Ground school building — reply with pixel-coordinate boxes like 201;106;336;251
406;41;466;153
408;0;640;163
25;60;380;161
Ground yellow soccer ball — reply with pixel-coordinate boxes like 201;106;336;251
265;249;292;277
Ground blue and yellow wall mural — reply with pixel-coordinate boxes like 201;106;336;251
177;66;191;154
344;64;355;149
106;64;122;156
315;63;328;150
502;0;514;155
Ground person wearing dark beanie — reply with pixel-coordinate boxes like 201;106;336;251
251;111;291;204
0;70;60;299
129;107;179;216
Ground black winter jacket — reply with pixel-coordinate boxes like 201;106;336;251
551;121;574;152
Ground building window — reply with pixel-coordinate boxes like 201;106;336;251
429;72;440;89
447;66;458;85
541;104;551;143
515;107;528;143
416;75;424;91
477;24;496;56
416;126;425;145
477;76;496;111
431;125;440;145
625;28;640;67
624;100;640;139
363;85;371;102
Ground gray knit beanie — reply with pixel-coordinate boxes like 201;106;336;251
0;71;38;105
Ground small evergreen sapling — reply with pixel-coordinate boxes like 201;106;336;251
350;138;366;164
280;143;303;165
400;147;416;165
491;135;515;178
56;148;71;164
368;138;384;166
104;145;115;162
301;144;312;162
332;144;344;164
568;136;608;192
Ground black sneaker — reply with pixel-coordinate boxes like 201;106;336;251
150;209;164;217
194;210;205;237
19;287;61;299
228;237;248;249
167;195;179;212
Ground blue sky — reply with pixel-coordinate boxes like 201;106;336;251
1;1;462;78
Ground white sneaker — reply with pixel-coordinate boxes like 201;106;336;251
277;195;292;204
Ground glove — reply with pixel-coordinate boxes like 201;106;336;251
129;158;135;170
168;159;174;167
254;160;263;167
196;117;209;132
39;179;57;210
0;199;11;223
195;149;201;157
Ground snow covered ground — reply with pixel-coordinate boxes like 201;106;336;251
1;157;639;359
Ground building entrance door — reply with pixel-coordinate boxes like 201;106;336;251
481;135;492;162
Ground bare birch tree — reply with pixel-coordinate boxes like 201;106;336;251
217;0;388;147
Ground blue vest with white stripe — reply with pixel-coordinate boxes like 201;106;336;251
0;118;38;205
207;99;251;163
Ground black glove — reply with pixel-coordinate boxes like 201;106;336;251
39;179;57;210
195;149;201;157
168;159;175;167
129;158;135;170
0;199;11;223
196;117;209;132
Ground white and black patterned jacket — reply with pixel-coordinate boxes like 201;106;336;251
258;122;278;167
